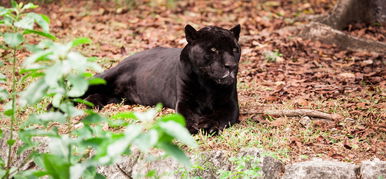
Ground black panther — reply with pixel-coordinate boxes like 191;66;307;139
83;24;241;134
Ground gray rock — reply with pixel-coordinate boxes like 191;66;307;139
98;148;284;179
262;156;284;179
299;116;312;128
283;158;358;179
189;150;233;178
360;158;386;179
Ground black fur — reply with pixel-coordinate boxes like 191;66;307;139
83;25;241;134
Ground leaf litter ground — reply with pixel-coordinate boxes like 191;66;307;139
1;0;385;164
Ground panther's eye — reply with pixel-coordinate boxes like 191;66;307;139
210;47;217;53
232;48;238;53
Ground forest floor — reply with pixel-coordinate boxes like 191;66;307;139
1;0;385;164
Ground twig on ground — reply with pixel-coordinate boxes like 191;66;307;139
116;164;132;179
242;109;342;121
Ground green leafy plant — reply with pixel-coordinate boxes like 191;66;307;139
16;39;196;178
0;1;56;178
1;1;196;178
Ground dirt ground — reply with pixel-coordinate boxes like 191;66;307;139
2;0;385;163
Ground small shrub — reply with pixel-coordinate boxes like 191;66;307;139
0;1;196;178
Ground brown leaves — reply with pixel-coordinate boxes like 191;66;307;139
346;23;386;42
270;117;288;127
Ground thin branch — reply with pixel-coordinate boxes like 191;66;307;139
116;164;133;179
242;109;342;121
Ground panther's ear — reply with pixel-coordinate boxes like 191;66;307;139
185;24;198;44
230;24;241;41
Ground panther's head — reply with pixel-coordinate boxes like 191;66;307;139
183;24;241;86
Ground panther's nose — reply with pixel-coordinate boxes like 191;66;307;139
224;62;237;71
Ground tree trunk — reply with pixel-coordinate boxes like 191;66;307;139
321;0;386;30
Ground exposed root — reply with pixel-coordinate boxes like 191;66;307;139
300;22;386;53
242;109;342;121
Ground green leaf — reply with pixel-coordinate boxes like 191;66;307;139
7;139;16;146
4;32;24;47
23;50;53;68
38;112;67;123
66;51;93;72
159;121;197;148
22;3;39;10
24;44;41;53
88;78;106;85
97;125;142;164
158;113;186;126
31;13;50;32
4;109;13;116
157;142;191;167
27;112;67;126
40;154;70;179
15;13;35;30
3;16;14;26
59;102;84;117
0;169;5;178
19;128;58;138
68;74;89;97
37;39;54;49
0;88;8;101
134;109;157;122
11;0;17;8
82;113;106;125
0;7;10;16
82;72;93;78
145;170;157;177
107;119;128;128
0;73;7;83
87;57;98;62
44;62;63;87
23;29;56;40
81;137;105;148
73;98;94;107
51;93;63;107
110;112;137;120
133;129;159;152
17;135;36;155
21;71;44;82
71;37;92;47
20;78;48;105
